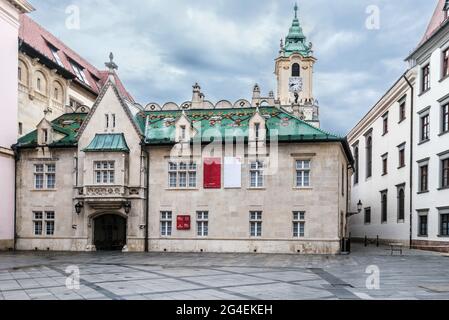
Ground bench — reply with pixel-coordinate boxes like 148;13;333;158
389;243;404;256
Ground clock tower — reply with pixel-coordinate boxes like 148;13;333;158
275;3;319;127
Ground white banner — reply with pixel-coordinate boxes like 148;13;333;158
224;157;242;188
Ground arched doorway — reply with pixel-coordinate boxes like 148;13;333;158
93;214;127;251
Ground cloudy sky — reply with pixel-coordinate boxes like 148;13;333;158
29;0;436;135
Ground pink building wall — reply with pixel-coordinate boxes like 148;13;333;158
0;0;32;249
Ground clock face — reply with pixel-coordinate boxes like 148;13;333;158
289;77;303;93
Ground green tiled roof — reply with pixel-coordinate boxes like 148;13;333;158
83;133;130;152
16;113;87;148
135;107;342;145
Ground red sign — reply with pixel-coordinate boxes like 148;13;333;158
203;157;221;189
177;215;191;230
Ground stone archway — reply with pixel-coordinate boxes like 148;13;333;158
93;214;127;251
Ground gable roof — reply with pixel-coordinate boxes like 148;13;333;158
417;0;448;48
76;80;143;141
19;15;134;102
15;113;88;149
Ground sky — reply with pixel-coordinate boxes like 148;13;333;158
28;0;437;135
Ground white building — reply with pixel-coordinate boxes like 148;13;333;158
348;0;449;252
0;0;33;250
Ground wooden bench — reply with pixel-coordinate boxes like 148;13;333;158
389;243;404;256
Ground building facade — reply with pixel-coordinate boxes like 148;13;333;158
14;6;353;254
0;0;33;250
348;0;449;252
17;15;134;137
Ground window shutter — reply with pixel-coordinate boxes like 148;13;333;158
204;158;221;189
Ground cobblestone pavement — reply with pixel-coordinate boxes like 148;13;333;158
0;244;448;300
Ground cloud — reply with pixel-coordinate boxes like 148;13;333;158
28;0;435;134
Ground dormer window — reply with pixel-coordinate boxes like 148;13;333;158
292;63;300;77
112;114;116;128
43;129;48;144
105;114;109;128
49;45;64;67
181;125;186;140
70;61;90;86
255;123;260;140
444;0;449;20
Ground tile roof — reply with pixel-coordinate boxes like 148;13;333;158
15;113;88;148
19;15;134;102
418;0;448;47
135;107;342;145
83;134;130;152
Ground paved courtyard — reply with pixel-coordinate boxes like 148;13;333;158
0;244;449;300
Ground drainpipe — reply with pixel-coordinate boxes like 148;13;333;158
143;148;150;253
12;146;19;251
404;74;414;250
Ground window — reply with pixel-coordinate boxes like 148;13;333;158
399;100;406;122
443;48;449;79
168;162;197;188
382;113;389;135
37;77;41;91
18;66;22;81
250;161;264;188
366;135;373;178
18;122;23;135
180;125;186;140
419;163;429;193
49;46;64;67
441;213;449;237
160;211;172;236
255;123;260;140
54;87;59;100
421;64;430;92
354;146;359;184
293;211;305;238
442;158;449;189
420;114;430;142
418;212;428;237
381;191;388;223
382;154;388;176
34;164;56;189
43;129;49;144
296;160;311;188
364;208;371;224
105;114;109;128
397;186;405;222
250;211;262;237
398;144;406;168
33;211;55;236
442;103;449;134
70;61;90;85
292;63;300;77
197;211;209;237
94;161;115;184
112;114;116;128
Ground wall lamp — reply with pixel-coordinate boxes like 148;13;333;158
75;201;84;215
346;200;363;218
124;200;132;214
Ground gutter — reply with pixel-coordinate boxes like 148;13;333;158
404;75;414;250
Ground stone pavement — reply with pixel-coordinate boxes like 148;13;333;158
0;244;448;300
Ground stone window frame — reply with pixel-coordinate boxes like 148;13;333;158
160;211;172;237
249;211;262;237
364;129;373;179
364;207;371;225
398;142;406;169
438;207;449;237
167;160;198;189
295;159;311;188
293;211;305;238
437;150;449;190
417;158;430;194
381;153;388;176
33;211;55;237
33;163;56;190
94;161;115;185
438;94;449;136
249;160;264;189
398;95;407;124
380;189;388;224
418;106;431;144
353;141;359;185
196;211;209;237
441;45;449;81
417;209;429;237
396;183;406;223
421;63;431;94
382;112;389;135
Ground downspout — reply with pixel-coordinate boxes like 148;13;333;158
143;147;150;253
13;146;19;251
404;74;414;250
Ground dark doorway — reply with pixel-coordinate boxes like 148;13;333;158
94;214;127;251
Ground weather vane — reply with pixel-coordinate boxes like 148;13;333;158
105;52;118;73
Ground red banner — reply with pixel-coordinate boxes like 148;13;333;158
203;157;221;189
177;215;191;230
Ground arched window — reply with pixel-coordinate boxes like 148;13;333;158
366;136;372;178
37;78;41;91
292;63;300;77
354;146;359;184
18;60;29;86
54;87;59;100
35;71;47;94
53;81;64;102
397;188;405;221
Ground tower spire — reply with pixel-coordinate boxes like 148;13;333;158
294;2;298;18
